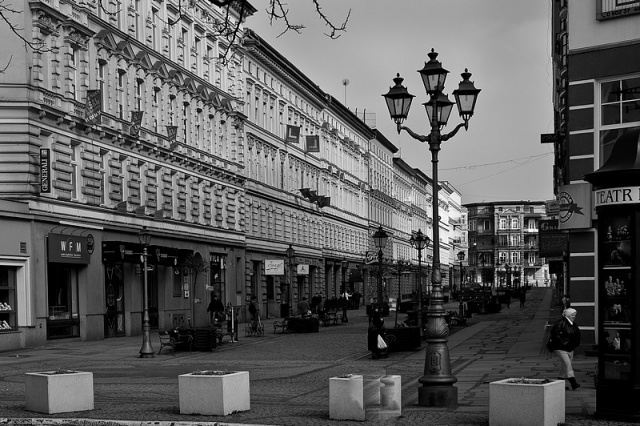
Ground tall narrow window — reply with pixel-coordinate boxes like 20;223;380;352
117;70;125;119
135;0;143;39
152;8;160;50
70;143;80;200
69;48;79;100
98;62;107;109
135;79;143;111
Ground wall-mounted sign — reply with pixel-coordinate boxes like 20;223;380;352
558;183;591;230
539;219;567;258
265;259;285;275
297;264;309;275
597;0;640;21
594;186;640;207
48;234;90;264
40;148;50;193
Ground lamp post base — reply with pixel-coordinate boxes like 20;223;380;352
418;385;458;407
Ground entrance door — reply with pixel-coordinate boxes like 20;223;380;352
104;263;125;338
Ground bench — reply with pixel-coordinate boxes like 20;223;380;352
445;311;467;327
273;318;290;333
158;331;176;355
321;311;339;326
169;329;194;351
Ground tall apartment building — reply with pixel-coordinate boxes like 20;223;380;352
464;201;548;292
0;0;253;350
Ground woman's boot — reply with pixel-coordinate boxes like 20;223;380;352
568;377;580;390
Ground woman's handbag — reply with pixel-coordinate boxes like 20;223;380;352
546;337;555;352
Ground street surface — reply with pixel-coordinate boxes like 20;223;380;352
0;288;631;425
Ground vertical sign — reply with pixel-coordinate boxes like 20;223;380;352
306;135;320;153
40;148;50;193
285;125;300;143
84;89;102;124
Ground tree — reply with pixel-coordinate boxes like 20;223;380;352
0;0;349;71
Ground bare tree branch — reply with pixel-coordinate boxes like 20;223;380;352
0;1;47;54
311;0;350;39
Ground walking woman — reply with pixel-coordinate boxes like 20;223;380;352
550;308;581;389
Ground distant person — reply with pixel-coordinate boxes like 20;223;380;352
248;296;260;331
207;294;225;324
519;288;526;308
549;308;581;390
297;297;311;317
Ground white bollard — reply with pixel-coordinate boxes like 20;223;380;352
329;374;365;421
379;375;402;416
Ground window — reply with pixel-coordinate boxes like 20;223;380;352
152;8;160;50
135;79;143;111
499;218;507;229
511;217;519;229
134;0;143;39
600;76;640;166
70;143;80;200
483;219;491;232
0;266;17;332
98;62;107;109
117;70;126;119
69;48;79;100
210;255;226;302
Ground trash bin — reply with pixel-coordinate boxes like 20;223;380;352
194;327;216;351
280;303;289;319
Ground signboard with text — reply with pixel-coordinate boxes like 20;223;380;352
48;234;90;264
265;259;285;275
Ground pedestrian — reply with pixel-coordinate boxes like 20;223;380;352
248;296;260;332
296;297;311;317
519;288;526;308
368;307;387;359
206;294;225;324
549;308;581;390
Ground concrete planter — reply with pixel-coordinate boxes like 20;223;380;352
329;374;365;421
25;370;94;414
489;378;565;426
179;370;250;415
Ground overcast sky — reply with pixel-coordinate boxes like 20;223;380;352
246;0;555;205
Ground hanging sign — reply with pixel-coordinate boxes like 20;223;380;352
265;259;285;275
40;148;51;193
48;234;90;264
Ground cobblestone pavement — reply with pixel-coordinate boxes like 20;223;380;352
0;289;634;425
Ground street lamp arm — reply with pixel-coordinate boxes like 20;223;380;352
398;124;430;142
441;121;468;142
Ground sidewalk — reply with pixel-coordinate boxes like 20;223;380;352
0;288;627;426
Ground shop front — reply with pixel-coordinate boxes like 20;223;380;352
46;233;91;339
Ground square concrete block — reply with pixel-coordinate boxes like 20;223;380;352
179;371;250;415
330;374;365;421
380;375;401;416
489;378;565;426
25;371;94;414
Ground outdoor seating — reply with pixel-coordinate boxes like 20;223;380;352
321;310;339;326
273;318;290;333
158;331;176;355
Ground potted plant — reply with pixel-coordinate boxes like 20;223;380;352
179;370;250;415
25;368;94;414
489;377;564;426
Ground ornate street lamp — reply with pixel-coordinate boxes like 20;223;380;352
383;48;480;408
138;226;154;358
285;244;295;317
372;226;389;311
410;229;431;336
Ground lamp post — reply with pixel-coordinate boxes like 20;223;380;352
372;226;389;311
138;226;155;358
410;229;431;336
383;48;480;407
285;244;295;317
341;257;349;321
457;251;465;290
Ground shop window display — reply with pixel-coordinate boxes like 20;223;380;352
0;266;16;331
